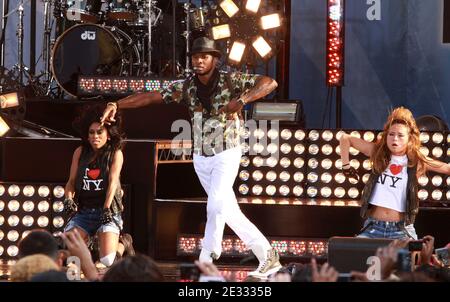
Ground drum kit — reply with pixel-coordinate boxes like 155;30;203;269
0;0;213;98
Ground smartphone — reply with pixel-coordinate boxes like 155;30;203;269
179;263;200;281
408;240;424;252
397;248;412;272
435;247;449;266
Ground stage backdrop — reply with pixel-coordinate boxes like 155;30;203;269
1;0;450;129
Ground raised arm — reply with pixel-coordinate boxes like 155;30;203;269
100;91;164;125
339;133;375;165
424;157;450;175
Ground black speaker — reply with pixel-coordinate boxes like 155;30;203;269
328;237;392;273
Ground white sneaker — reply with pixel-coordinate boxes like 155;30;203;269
248;248;282;279
199;249;219;263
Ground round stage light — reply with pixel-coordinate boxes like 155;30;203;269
294;144;305;155
321;144;333;156
266;156;278;167
308;158;319;169
432;133;444;144
38;186;50;197
280;129;292;140
0;201;4;211
418;175;429;186
253;128;265;139
0;230;3;240
53;216;65;228
23;185;35;197
293;186;303;197
279;171;291;182
266;171;277;182
280;143;291;154
334;173;346;184
334;158;343;169
363;131;375;142
267;129;279;140
419;146;429;157
241;156;250;167
321;158;333;170
320;187;332;198
432;190;442;200
22;230;31;239
321;172;332;183
432;175;443;186
295;130;306;141
0;185;4;196
420;132;430;144
348;187;360;199
363;159;372;171
432;147;443;158
362;173;370;184
265;185;276;196
334;187;346;198
0;215;4;226
294;157;305;169
8;215;20;227
8;185;20;197
349;147;359;156
38;200;50;212
252;170;264;181
252;185;263;195
53;201;64;213
267;143;278;154
241;142;250;153
322;130;333;141
22;215;34;227
308;130;320;141
239;184;249;195
253;156;264;167
7;230;19;242
307;172;319;183
37;216;49;227
307;186;318;197
294;172;304;183
350;131;361;139
279;185;290;196
7;245;19;257
280;157;291;168
8;200;20;212
418;189;428;201
252;142;264;154
239;170;250;181
350;159;361;170
23;201;35;212
308;144;319;155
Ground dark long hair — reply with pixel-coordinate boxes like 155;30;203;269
73;104;125;162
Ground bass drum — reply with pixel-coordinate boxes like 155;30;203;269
51;24;140;97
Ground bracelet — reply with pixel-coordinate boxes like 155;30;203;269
107;102;118;110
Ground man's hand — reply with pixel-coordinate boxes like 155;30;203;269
60;229;98;281
420;235;435;265
311;258;338;282
218;98;243;115
100;102;117;126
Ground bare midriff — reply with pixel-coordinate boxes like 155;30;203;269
368;205;405;222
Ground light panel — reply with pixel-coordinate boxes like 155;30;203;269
246;0;261;13
212;24;231;40
220;0;239;18
261;13;281;30
252;36;272;58
229;41;246;63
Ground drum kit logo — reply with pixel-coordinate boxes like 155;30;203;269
80;31;96;41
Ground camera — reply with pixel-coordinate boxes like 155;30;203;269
408;240;424;252
179;263;200;281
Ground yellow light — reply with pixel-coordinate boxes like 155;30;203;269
220;0;239;18
246;0;261;13
0;116;10;137
0;92;19;109
229;41;246;63
212;24;231;40
261;13;281;30
252;36;272;58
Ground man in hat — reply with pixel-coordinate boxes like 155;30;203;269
101;37;281;278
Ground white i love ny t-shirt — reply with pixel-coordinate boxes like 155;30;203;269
369;155;408;212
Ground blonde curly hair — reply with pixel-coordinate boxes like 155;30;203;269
11;254;59;282
370;107;429;176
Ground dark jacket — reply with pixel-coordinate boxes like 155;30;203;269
74;146;123;214
360;165;419;225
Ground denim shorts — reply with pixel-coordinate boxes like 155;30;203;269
357;217;418;240
64;207;123;236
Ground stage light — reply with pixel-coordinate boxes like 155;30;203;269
252;36;272;58
239;170;249;181
239;184;249;195
8;185;20;197
266;185;276;196
309;144;319;155
363;131;375;142
307;187;318;198
260;13;281;30
432;132;443;143
294;172;304;183
266;171;277;182
241;156;250;167
0;92;19;109
294;144;305;154
308;158;319;169
246;0;261;13
38;186;50;198
229;41;246;63
252;170;263;181
212;24;231;40
0;116;10;137
252;185;263;195
267;129;279;139
38;201;50;212
420;132;430;143
280;157;291;168
8;200;20;212
432;175;443;186
279;171;290;182
220;0;239;18
280;143;291;154
309;130;320;141
418;175;429;186
267;143;278;154
266;157;278;167
295;130;306;141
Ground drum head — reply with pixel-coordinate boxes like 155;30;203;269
51;24;122;97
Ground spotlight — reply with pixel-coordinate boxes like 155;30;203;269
220;0;239;18
246;0;261;13
229;41;246;63
252;36;272;58
0;92;19;109
212;24;231;40
261;13;281;30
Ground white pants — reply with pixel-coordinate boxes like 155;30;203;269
193;146;272;258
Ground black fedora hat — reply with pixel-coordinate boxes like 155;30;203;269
188;37;222;58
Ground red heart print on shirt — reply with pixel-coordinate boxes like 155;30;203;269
389;164;402;175
87;168;100;180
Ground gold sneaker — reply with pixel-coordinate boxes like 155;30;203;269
248;248;282;279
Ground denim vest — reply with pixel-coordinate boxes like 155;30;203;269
360;165;419;225
74;146;123;214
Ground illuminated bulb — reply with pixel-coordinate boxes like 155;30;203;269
432;133;443;144
334;173;346;184
321;187;332;198
307;172;319;183
294;144;305;155
22;201;35;212
22;185;35;197
8;215;19;227
37;216;49;227
418;175;429;186
252;185;263;195
266;157;278;167
322;130;333;141
321;159;333;170
432;190;442;200
280;143;291;154
294;172;304;183
420;146;429;157
239;184;249;195
295;130;306;141
321;173;332;183
308;130;319;141
239;170;250;181
8;185;20;197
279;171;291;182
267;129;279;139
308;144;319;155
252;156;264;167
22;215;34;227
280;129;292;140
267;143;278;154
252;170;264;181
279;186;290;196
308;158;319;169
348;187;360;199
266;171;277;182
293;186;303;197
321;144;333;155
8;200;20;212
265;185;276;196
241;156;250;167
38;186;50;197
334;187;346;198
432;175;443;186
53;216;65;228
418;189;428;201
432;147;443;158
420;132;429;143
